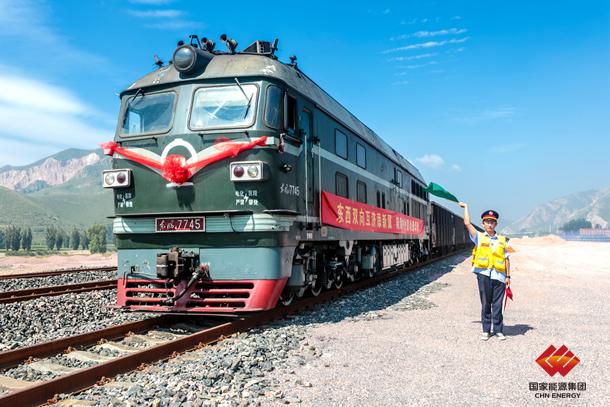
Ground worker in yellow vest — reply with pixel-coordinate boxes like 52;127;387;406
459;202;511;341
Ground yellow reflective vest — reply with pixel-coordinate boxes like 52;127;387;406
472;232;508;273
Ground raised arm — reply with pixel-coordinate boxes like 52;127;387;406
458;202;478;238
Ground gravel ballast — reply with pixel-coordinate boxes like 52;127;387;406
58;255;463;406
0;270;116;292
0;290;152;350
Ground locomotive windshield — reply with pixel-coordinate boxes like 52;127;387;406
121;91;175;136
189;84;257;130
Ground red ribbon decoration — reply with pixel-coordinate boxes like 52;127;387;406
101;136;267;185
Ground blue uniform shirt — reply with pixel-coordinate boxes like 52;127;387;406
470;231;510;283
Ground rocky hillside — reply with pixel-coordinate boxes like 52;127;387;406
503;187;610;234
0;149;102;191
0;149;112;228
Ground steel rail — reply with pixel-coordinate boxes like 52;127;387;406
0;280;118;304
0;266;117;281
0;315;178;370
0;249;468;407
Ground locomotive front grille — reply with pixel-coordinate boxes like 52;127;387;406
119;279;258;310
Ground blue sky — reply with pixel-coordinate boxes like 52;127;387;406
0;0;608;223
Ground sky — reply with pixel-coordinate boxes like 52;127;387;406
0;0;608;223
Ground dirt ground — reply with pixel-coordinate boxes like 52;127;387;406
0;251;116;276
272;237;610;406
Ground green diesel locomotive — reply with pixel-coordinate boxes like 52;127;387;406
102;35;469;313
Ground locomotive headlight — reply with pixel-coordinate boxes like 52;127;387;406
230;161;265;182
247;165;259;178
103;169;132;188
104;173;115;185
173;45;196;73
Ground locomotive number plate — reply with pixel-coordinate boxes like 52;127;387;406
155;217;205;233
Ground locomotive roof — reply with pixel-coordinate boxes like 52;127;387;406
125;53;426;183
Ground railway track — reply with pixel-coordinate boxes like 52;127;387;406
0;280;117;304
0;250;466;407
0;266;118;281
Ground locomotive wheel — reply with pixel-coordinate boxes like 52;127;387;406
310;279;323;297
279;290;295;306
346;269;356;283
295;286;306;298
334;274;344;289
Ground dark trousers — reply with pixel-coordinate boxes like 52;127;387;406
476;273;505;334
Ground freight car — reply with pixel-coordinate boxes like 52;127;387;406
101;35;473;313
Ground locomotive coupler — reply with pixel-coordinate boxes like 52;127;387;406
156;247;199;279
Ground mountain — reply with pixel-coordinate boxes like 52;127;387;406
502;187;610;234
0;186;58;227
0;148;102;191
0;149;112;228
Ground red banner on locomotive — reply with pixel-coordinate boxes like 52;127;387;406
321;191;424;236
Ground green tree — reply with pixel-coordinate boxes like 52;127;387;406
88;224;107;254
4;226;13;251
55;228;64;251
0;228;5;250
21;227;32;251
71;228;81;250
46;225;57;250
81;231;89;250
7;225;21;251
560;218;592;232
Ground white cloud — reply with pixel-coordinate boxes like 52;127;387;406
0;74;90;116
391;80;409;86
450;164;462;172
127;9;184;18
387;52;437;62
382;37;469;54
391;28;467;41
125;4;202;30
451;16;462;21
483;107;516;119
416;154;445;169
457;107;516;124
394;61;438;74
447;47;466;54
0;70;113;165
0;0;107;67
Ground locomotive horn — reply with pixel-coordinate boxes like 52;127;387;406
220;34;238;54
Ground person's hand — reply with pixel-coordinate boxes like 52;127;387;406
458;202;467;208
505;278;511;287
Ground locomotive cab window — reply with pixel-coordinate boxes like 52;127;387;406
356;180;367;203
285;94;297;134
335;129;348;159
121;91;176;136
190;84;258;130
356;143;366;168
264;85;283;129
394;168;403;188
335;172;349;198
376;190;386;209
